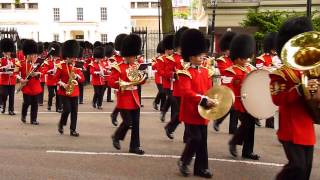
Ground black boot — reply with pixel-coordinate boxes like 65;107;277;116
112;135;121;150
177;160;190;177
70;130;79;137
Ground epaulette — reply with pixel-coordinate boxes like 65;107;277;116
111;63;121;73
256;54;265;62
55;62;62;69
177;69;192;79
14;60;21;67
270;68;287;81
166;55;175;62
183;62;190;69
43;60;49;65
88;62;93;67
216;56;226;63
158;56;164;62
246;63;257;71
225;66;236;75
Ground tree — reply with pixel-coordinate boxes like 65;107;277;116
161;0;175;34
242;9;320;41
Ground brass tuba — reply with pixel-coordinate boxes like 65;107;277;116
281;31;320;124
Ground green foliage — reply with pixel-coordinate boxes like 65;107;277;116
241;9;320;41
173;11;189;19
15;0;20;4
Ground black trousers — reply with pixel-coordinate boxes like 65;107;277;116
1;85;15;111
138;85;142;105
22;94;39;122
181;124;208;173
162;88;173;113
154;84;166;110
93;85;105;107
0;86;3;108
229;111;256;156
266;117;274;127
215;107;239;134
78;83;84;103
38;82;45;104
59;96;78;131
113;109;141;149
276;141;314;180
47;86;61;109
111;107;120;119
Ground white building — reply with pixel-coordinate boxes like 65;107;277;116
0;0;131;43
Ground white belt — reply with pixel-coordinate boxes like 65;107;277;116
122;86;138;91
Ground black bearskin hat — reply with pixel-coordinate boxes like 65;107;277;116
17;39;26;51
276;16;313;55
78;47;84;58
49;41;61;57
174;26;189;49
43;42;50;51
23;39;38;55
37;42;44;54
62;40;80;59
114;34;128;51
163;34;174;50
181;29;206;62
79;41;85;49
84;41;93;50
105;44;114;58
156;41;165;54
263;32;277;53
94;46;105;59
107;42;114;48
0;38;15;53
219;31;237;52
120;34;142;57
94;41;103;48
230;34;255;61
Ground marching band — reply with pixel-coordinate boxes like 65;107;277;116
0;15;318;179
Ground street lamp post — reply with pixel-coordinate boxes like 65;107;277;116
158;0;161;43
209;0;217;56
307;0;312;18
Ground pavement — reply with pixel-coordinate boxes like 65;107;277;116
0;80;320;180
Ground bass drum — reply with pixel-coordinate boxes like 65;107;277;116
241;69;278;119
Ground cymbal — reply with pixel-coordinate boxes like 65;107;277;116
198;85;235;121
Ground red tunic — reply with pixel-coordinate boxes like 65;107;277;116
16;50;25;62
172;53;184;97
216;55;233;74
56;62;85;97
19;61;43;96
89;61;106;86
224;64;255;112
269;66;315;146
108;62;146;110
151;55;164;85
161;55;174;89
256;53;273;69
0;57;19;85
42;58;60;86
178;65;212;125
110;54;124;64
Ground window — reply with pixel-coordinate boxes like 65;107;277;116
130;2;135;8
15;3;25;9
101;34;108;43
137;2;149;8
77;8;83;21
53;34;59;42
28;3;38;9
53;8;60;22
101;7;107;21
1;3;11;9
151;2;159;8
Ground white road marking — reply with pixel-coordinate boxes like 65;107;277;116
46;150;284;167
12;112;163;114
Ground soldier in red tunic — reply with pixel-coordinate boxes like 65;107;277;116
109;34;128;127
42;42;62;112
177;29;215;178
18;39;43;125
103;43;115;103
159;34;175;122
56;40;84;137
255;32;278;128
0;38;19;115
109;34;146;155
164;27;189;140
90;46;106;109
152;41;165;110
270;17;315;180
224;34;260;160
37;42;45;106
213;31;238;133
